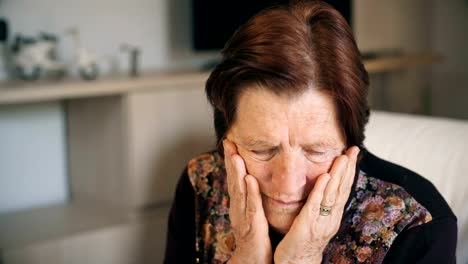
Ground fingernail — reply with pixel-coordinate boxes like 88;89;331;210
354;147;360;157
223;140;228;151
245;174;257;187
223;139;231;155
245;174;252;183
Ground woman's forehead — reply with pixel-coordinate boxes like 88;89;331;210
234;87;339;127
230;87;345;147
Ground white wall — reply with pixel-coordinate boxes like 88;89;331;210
0;102;68;213
354;0;432;114
431;0;468;119
354;0;468;119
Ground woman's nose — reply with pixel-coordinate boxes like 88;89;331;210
271;151;306;197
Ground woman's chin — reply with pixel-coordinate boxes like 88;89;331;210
270;223;291;235
266;211;298;235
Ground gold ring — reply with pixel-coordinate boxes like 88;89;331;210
319;205;332;216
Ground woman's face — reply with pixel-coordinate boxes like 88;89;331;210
226;86;346;234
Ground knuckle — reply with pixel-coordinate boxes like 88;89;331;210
324;195;336;206
338;155;349;164
309;204;319;216
246;204;257;215
236;224;252;239
230;184;243;198
236;188;245;198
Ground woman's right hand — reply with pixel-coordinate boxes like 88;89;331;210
223;139;272;264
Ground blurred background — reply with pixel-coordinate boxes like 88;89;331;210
0;0;467;263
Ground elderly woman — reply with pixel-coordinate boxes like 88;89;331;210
164;1;457;263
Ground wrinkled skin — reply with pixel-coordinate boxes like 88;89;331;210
225;87;359;263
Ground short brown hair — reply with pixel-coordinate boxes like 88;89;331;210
205;0;369;157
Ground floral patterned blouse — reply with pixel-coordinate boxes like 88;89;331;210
164;150;457;264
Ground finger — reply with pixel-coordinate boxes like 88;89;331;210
245;174;264;216
321;155;348;207
341;146;359;183
225;139;247;194
300;173;331;219
223;140;235;195
223;139;247;209
231;154;247;196
337;146;360;204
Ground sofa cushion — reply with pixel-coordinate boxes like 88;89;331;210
364;111;468;263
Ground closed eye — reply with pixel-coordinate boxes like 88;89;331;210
303;149;330;163
252;149;274;155
305;150;326;156
251;148;277;160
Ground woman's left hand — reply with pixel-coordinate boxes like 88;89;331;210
274;146;360;264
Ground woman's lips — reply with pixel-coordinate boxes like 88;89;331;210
265;195;305;208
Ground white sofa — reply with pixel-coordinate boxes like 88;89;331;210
365;111;468;264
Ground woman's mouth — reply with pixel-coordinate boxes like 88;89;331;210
263;195;306;209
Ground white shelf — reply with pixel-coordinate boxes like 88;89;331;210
0;70;209;105
0;54;441;106
364;54;442;73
